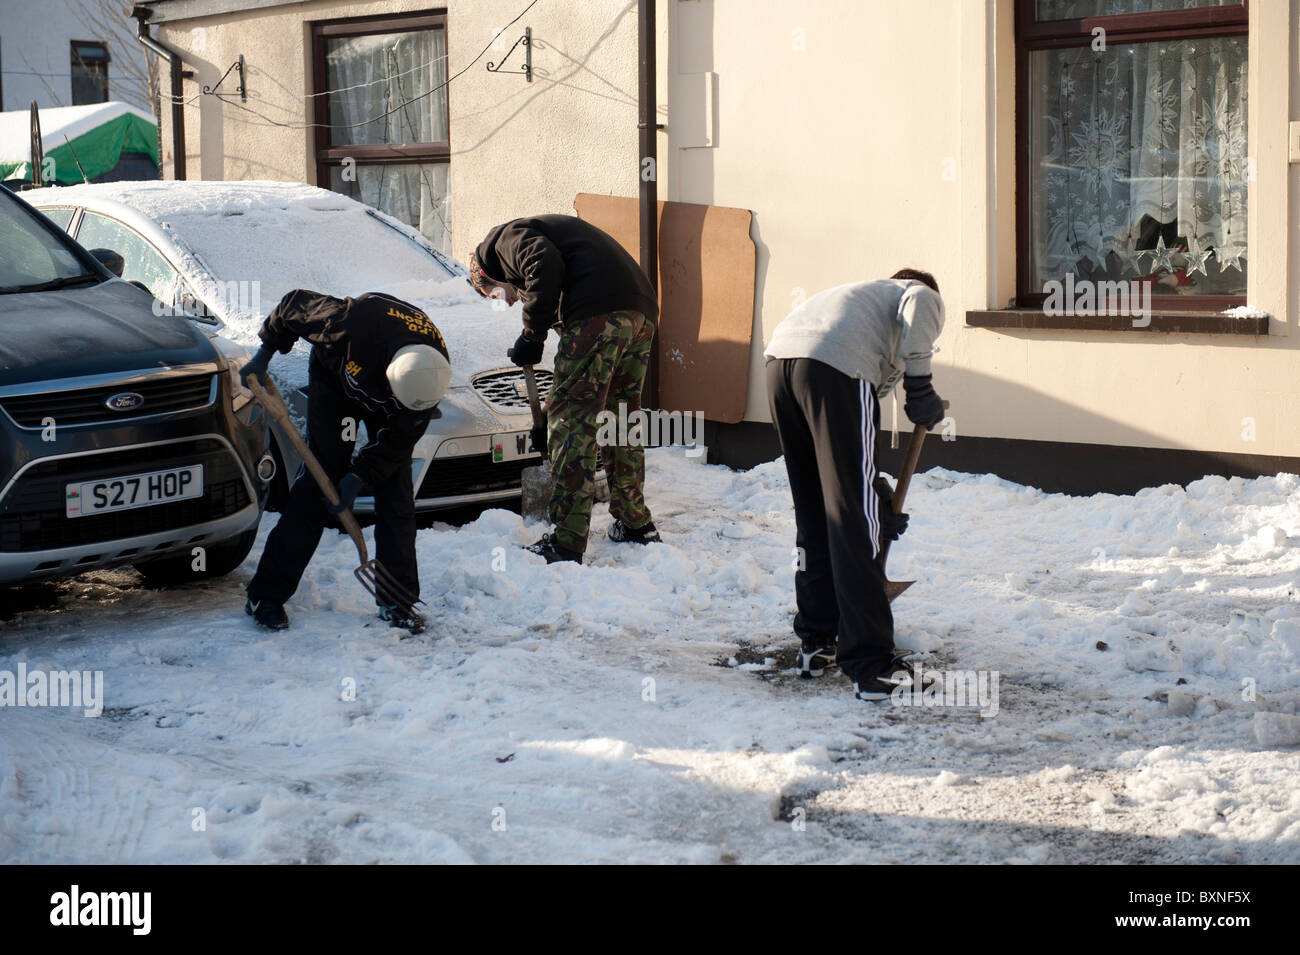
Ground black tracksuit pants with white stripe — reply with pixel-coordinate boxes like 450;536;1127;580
766;357;894;682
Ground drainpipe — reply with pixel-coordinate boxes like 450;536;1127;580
637;0;660;406
132;7;186;180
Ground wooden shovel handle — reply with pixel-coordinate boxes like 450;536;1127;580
521;364;545;429
890;399;949;514
246;373;370;564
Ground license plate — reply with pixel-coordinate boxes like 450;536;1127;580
491;431;540;463
66;465;204;518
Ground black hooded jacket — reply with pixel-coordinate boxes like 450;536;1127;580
258;289;448;486
474;215;659;339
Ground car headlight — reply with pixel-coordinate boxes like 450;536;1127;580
211;339;253;408
227;361;253;407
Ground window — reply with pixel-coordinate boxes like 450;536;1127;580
70;41;110;105
40;207;77;232
75;212;178;301
311;13;450;253
1017;0;1248;308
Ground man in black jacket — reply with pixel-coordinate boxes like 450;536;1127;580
470;215;661;564
238;290;451;632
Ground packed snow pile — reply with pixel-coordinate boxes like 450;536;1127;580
2;453;1299;864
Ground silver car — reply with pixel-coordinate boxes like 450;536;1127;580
26;180;554;518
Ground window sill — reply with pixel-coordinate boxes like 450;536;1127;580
965;309;1269;335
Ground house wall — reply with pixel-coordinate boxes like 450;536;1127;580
1;0;153;113
149;0;1300;469
150;0;647;256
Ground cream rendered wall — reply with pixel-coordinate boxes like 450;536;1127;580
668;0;1296;462
666;0;965;426
154;0;647;264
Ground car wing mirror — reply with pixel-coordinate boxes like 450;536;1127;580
89;248;125;277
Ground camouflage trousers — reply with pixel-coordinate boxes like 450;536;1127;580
547;309;655;553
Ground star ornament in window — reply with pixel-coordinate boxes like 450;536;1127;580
1146;235;1178;274
1218;245;1246;273
1183;238;1214;278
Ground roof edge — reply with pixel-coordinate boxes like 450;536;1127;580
136;0;308;25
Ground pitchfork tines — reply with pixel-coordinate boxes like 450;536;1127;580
354;557;424;615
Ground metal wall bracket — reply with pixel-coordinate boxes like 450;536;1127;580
204;54;246;101
486;27;532;82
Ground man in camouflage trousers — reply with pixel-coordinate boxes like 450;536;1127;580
470;215;661;564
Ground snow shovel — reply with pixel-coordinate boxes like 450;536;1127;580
245;373;422;615
519;364;555;521
881;400;948;602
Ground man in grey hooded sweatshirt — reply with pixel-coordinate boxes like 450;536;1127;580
764;269;946;701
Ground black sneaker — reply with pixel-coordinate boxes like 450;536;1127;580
526;533;583;564
245;598;289;631
798;637;837;678
608;519;662;544
853;675;904;701
378;605;426;634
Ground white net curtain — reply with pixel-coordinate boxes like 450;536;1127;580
324;30;451;253
1027;12;1248;295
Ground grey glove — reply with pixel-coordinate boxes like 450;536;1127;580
329;473;363;515
239;344;276;389
903;374;945;430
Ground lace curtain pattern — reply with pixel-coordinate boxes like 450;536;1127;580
1028;35;1247;294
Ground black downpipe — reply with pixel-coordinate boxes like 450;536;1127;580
637;0;659;407
133;9;186;180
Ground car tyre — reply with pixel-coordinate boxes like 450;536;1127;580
133;527;258;587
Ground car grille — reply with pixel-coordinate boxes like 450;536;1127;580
417;453;530;500
471;369;553;412
0;373;215;428
0;438;249;552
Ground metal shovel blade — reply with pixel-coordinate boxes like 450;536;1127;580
520;461;555;522
885;579;915;602
518;364;556;522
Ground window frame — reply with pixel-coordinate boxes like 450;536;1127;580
309;10;450;188
69;39;110;105
1014;0;1250;311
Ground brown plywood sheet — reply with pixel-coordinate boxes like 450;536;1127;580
575;194;755;423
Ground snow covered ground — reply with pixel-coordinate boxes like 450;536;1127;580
3;450;1300;864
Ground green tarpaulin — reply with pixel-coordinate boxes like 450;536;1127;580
0;102;158;184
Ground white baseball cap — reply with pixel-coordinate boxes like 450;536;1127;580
386;344;451;411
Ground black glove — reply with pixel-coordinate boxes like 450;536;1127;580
903;374;945;430
329;472;363;515
881;510;910;542
507;332;544;367
530;423;548;461
239;344;276;389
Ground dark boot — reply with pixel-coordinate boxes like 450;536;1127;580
607;519;662;544
245;597;290;631
527;533;583;564
378;604;426;634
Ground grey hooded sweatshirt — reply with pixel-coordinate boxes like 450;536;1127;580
763;279;945;398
